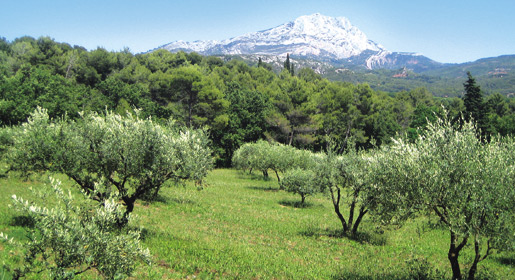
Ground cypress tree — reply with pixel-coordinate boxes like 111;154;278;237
283;54;295;75
463;72;482;119
284;53;291;73
463;71;488;137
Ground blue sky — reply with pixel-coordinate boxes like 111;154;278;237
1;0;514;63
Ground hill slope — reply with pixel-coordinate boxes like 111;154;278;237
214;53;515;97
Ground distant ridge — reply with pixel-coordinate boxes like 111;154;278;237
157;13;441;71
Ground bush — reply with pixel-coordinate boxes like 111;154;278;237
0;126;14;160
404;255;445;280
1;178;151;279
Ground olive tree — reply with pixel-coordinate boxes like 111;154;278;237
267;143;295;183
248;140;274;178
232;140;320;183
280;168;318;204
1;178;151;279
371;117;515;280
231;142;253;173
312;147;375;236
232;140;269;177
7;107;213;225
267;143;320;184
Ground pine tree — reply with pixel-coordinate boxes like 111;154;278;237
463;72;482;119
258;57;263;68
463;71;488;137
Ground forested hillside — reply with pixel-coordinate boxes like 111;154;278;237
325;55;515;97
2;36;515;165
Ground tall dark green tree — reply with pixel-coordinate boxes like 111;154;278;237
267;74;316;147
463;72;483;120
463;72;488;137
284;54;290;73
283;53;294;75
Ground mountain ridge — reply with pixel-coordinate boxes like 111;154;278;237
157;13;441;71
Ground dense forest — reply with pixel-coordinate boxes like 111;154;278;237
2;36;515;166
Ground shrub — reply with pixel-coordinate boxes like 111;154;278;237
0;126;15;163
1;178;151;279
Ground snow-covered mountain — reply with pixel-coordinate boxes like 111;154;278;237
157;13;441;71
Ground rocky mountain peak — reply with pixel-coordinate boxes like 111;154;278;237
156;14;438;71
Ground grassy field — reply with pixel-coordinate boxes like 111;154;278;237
0;168;514;279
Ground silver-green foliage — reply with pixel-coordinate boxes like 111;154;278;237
231;140;319;181
371;117;515;280
7;107;213;221
280;168;317;203
1;178;151;279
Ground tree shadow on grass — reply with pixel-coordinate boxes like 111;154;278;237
135;226;177;241
350;231;387;246
140;193;196;205
167;197;197;205
140;194;168;204
332;272;397;280
278;199;314;209
237;172;275;182
495;255;515;267
10;215;35;228
138;227;151;241
299;226;387;246
333;256;448;280
246;186;279;192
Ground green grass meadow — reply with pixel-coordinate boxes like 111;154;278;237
0;168;514;279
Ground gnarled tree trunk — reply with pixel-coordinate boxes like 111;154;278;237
448;231;468;280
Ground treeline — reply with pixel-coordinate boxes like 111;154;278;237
2;36;515;165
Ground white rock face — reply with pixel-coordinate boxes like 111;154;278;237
160;13;385;60
366;50;393;69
